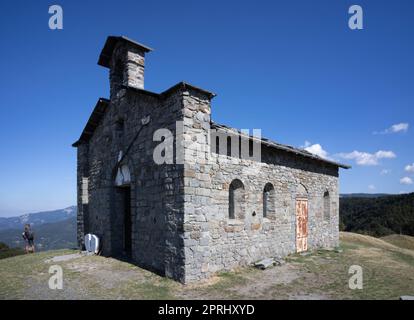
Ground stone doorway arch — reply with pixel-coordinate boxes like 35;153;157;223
112;162;133;257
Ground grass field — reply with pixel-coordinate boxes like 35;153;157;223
1;232;413;300
381;234;414;251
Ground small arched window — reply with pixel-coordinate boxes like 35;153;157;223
323;191;330;220
227;136;232;157
115;119;124;132
215;136;220;154
229;179;245;219
263;183;275;218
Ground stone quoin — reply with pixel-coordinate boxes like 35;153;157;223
72;35;350;283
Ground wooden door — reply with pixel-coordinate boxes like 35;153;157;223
296;198;308;252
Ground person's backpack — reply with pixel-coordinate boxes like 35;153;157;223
26;230;34;241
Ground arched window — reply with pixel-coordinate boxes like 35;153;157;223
115;118;124;132
323;191;330;220
263;183;275;218
227;136;232;157
238;136;242;158
115;164;131;187
215;136;220;154
114;118;125;142
229;179;244;219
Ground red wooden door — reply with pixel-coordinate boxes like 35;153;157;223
296;198;308;252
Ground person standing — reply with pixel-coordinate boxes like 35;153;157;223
22;224;35;253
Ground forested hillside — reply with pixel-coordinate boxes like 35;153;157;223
340;193;414;236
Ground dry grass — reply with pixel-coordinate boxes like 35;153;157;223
1;232;414;300
341;232;401;250
381;234;414;251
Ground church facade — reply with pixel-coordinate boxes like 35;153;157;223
73;36;349;283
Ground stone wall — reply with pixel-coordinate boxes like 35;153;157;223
77;86;188;280
76;143;89;248
109;42;147;97
183;153;339;281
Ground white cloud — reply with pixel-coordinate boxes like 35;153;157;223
400;177;413;185
405;163;414;173
390;123;409;133
375;150;396;158
302;141;330;160
336;150;396;166
380;169;390;175
373;122;409;135
368;184;376;191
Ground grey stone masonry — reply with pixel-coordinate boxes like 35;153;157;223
73;35;349;283
98;36;152;97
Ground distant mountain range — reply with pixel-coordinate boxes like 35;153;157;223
0;206;77;251
0;206;76;231
340;193;391;198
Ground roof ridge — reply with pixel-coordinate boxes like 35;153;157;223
211;121;351;169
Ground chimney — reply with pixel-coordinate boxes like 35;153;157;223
98;36;153;98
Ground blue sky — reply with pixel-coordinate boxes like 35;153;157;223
0;0;413;216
